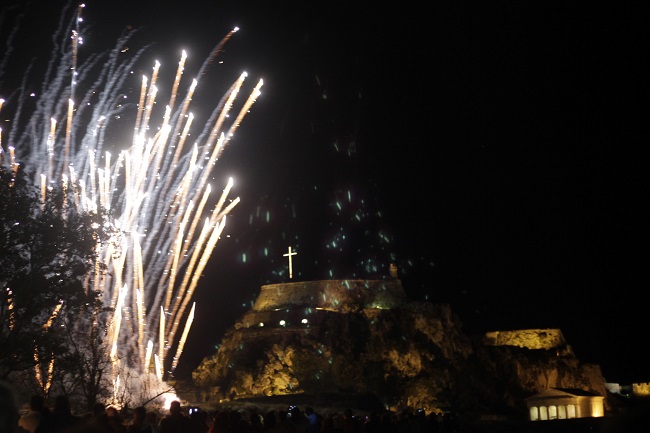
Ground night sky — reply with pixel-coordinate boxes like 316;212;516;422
2;1;648;385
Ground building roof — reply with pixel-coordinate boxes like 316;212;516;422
525;387;603;402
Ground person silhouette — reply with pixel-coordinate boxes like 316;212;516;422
158;400;191;433
35;395;82;433
0;381;20;433
18;395;50;433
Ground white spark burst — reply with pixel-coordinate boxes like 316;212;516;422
0;4;262;397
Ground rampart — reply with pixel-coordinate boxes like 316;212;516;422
632;382;650;396
483;329;566;350
252;279;406;312
237;308;338;330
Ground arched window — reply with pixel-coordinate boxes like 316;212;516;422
529;406;539;421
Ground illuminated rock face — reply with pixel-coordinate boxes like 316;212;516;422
192;278;608;417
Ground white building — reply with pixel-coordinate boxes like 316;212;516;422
525;388;604;421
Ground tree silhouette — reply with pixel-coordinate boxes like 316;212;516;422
0;165;113;404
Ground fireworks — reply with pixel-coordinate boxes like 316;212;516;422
0;3;262;397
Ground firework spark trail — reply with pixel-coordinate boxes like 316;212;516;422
0;5;262;385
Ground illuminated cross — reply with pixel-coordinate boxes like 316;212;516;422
283;246;297;279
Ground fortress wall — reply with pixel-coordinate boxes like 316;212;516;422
484;329;566;350
237;308;338;330
633;382;650;396
252;279;406;312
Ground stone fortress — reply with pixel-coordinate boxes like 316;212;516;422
241;263;571;354
237;263;407;331
191;263;615;416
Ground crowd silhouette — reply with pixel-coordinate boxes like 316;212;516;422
2;382;458;433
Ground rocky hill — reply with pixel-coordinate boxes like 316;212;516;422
191;274;607;419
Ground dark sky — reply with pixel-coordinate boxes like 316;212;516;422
2;1;649;385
